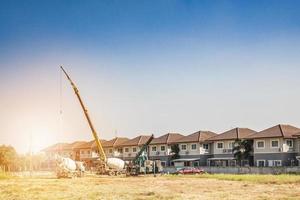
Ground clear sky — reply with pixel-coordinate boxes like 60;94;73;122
1;0;300;153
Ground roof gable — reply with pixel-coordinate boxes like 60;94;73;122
119;135;152;147
102;137;129;148
150;133;184;145
42;142;74;151
208;128;256;141
246;124;300;139
176;131;217;143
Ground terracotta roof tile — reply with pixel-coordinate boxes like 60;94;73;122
176;131;217;143
102;137;129;148
119;135;152;147
246;124;300;139
42;143;73;151
207;128;256;141
70;141;87;149
150;133;184;145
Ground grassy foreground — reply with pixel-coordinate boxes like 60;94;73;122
189;173;300;184
0;174;300;200
0;172;10;180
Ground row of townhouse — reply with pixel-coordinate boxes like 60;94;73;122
43;124;300;168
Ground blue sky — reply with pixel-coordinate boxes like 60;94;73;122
1;0;300;153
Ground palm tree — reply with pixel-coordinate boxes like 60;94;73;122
232;139;253;166
170;144;180;160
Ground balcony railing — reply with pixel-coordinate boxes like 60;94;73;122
223;149;233;153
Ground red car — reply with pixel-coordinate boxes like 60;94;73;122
176;167;204;175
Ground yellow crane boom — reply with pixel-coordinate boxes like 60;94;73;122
60;66;107;162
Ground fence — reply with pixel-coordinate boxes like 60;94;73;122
163;166;300;174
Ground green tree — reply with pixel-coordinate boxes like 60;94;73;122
0;145;18;171
170;144;180;160
232;139;253;166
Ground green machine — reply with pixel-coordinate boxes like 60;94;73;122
127;134;154;175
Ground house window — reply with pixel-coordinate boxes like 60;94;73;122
203;144;209;150
193;161;199;167
274;160;282;167
271;140;279;148
256;140;265;149
161;161;166;167
117;148;123;153
87;150;90;154
191;144;197;150
181;144;187;150
109;149;113;153
160;146;166;151
286;139;293;147
257;160;265;167
152;146;157;152
125;148;129;153
132;147;137;152
269;160;282;167
228;141;234;149
217;142;223;149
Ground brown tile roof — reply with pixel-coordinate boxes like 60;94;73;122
246;124;300;139
207;128;256;141
75;140;104;149
91;139;107;149
293;132;300;137
175;131;217;143
119;135;152;147
102;137;129;148
150;133;184;145
42;143;73;152
70;141;87;149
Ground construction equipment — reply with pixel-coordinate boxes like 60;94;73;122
60;66;125;175
126;134;154;175
55;154;85;178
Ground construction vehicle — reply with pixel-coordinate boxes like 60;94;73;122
126;134;163;176
55;154;85;178
60;66;125;175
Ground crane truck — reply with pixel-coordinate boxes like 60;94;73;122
60;66;125;175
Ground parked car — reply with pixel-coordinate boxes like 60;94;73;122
175;167;204;175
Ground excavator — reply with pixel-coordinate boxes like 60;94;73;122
60;66;125;175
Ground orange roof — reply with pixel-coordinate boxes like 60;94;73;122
207;128;256;141
102;137;129;148
119;135;152;147
246;124;300;139
175;131;217;143
42;143;72;152
150;133;184;145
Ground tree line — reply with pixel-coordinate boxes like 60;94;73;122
0;145;47;172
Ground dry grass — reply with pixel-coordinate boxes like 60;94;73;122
0;172;11;180
0;173;300;200
171;173;300;184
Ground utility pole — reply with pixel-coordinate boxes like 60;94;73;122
29;133;33;177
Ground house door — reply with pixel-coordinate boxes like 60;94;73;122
268;160;273;167
222;160;227;167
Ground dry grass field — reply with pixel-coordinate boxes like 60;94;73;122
1;173;300;200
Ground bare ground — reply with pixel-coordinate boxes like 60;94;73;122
0;174;299;200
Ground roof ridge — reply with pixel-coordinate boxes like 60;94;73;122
113;138;118;146
278;124;284;137
137;136;142;145
166;133;171;143
197;131;201;142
